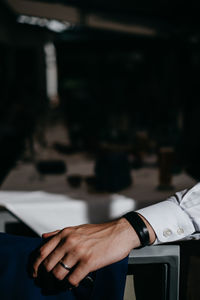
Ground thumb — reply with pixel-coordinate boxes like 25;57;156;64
42;229;61;239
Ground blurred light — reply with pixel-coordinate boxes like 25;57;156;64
17;14;72;32
87;14;157;37
44;42;59;103
46;20;70;32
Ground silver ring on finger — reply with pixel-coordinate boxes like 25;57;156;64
59;261;71;271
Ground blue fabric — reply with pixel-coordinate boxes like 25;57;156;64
0;233;128;300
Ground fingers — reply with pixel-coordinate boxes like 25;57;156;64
51;252;79;281
31;220;135;290
32;224;107;288
33;228;76;278
42;242;68;273
32;233;61;277
43;237;87;281
41;233;78;273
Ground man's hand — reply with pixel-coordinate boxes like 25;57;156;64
32;216;155;287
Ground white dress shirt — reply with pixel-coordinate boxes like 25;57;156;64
137;182;200;244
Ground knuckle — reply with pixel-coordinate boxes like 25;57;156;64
82;255;91;265
52;268;64;281
73;244;85;256
43;258;51;272
62;227;70;235
82;254;94;269
67;234;77;246
38;247;47;259
61;227;74;237
82;250;92;262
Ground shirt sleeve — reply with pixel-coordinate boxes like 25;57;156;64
136;182;200;244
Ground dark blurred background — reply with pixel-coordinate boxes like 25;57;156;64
1;0;200;186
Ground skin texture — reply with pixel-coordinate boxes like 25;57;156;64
32;215;156;287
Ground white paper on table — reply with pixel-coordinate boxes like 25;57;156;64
0;191;135;236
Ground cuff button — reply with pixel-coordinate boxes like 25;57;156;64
163;229;172;237
177;228;184;235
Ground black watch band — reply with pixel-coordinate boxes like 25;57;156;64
122;211;150;247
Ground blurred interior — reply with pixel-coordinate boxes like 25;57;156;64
1;0;200;185
1;1;200;299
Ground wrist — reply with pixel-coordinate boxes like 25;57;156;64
117;217;141;249
121;212;156;247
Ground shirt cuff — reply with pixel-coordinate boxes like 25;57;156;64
137;199;195;244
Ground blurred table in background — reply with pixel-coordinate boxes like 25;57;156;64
1;154;197;210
